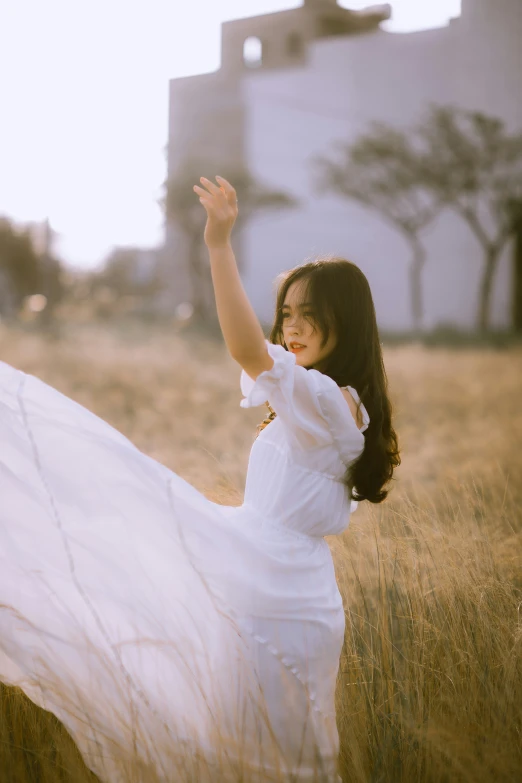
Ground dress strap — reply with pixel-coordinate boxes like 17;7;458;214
341;385;370;432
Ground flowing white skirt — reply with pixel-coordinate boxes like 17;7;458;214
0;361;344;782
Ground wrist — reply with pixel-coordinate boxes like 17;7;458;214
207;240;232;252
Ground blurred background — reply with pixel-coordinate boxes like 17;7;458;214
1;4;522;782
1;0;521;339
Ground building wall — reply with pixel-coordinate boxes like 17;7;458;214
455;0;522;129
164;72;248;309
167;0;521;330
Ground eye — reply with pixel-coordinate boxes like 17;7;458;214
281;311;314;320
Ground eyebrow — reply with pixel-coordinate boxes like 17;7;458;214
281;302;313;310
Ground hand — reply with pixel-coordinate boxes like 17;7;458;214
193;175;238;248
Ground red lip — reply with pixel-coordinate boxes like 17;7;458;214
289;345;306;353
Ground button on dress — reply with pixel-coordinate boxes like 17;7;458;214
0;339;369;782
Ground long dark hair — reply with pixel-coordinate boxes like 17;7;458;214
263;255;400;504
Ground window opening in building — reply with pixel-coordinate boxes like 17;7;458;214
243;36;263;68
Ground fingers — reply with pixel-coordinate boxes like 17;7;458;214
193;185;210;199
193;176;237;209
198;176;222;197
216;176;237;202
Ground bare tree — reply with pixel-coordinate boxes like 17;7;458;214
34;221;65;330
419;106;522;331
162;161;299;324
0;218;66;328
312;125;441;332
0;218;41;319
94;247;162;297
511;198;522;332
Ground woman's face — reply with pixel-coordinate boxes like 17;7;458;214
281;280;336;369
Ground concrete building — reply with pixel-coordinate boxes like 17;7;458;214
165;0;522;331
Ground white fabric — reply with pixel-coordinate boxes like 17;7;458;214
0;340;369;782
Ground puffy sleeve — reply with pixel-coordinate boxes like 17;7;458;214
240;340;367;459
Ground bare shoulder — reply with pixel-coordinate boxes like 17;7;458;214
339;387;364;431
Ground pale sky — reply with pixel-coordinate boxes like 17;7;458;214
0;0;461;269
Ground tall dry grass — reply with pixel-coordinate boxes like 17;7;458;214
0;321;520;782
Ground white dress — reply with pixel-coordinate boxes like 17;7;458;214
0;339;369;783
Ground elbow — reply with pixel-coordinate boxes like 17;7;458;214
233;347;274;381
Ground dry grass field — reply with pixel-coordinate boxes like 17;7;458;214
0;320;521;783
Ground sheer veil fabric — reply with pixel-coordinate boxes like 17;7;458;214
0;340;369;782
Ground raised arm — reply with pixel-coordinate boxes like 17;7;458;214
193;175;273;380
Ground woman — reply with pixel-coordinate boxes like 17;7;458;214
0;176;400;782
